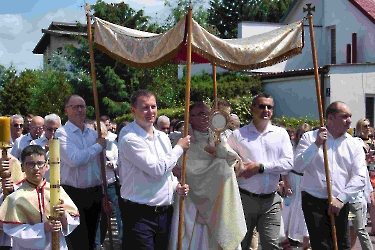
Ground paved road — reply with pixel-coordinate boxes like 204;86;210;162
101;217;375;250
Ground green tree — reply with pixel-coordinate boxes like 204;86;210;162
0;65;6;94
208;0;293;38
65;0;178;118
164;0;209;29
29;69;73;119
0;67;38;115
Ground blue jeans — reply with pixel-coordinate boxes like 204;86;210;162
95;184;123;247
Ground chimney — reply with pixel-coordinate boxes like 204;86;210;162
346;44;351;63
352;33;357;63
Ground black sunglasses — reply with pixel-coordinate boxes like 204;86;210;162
46;128;58;133
13;124;24;128
258;104;274;110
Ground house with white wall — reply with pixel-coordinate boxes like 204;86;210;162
257;0;375;127
187;0;375;127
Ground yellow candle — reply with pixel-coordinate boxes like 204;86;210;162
0;117;10;143
49;138;60;216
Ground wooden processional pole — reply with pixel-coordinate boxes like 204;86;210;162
212;64;218;109
85;4;114;250
303;3;338;250
178;6;193;250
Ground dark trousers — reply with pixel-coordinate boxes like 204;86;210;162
63;185;103;250
302;191;350;250
119;198;174;250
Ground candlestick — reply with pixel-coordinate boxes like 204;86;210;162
0;117;10;148
49;138;60;250
0;117;12;198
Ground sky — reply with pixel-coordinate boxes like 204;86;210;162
0;0;169;72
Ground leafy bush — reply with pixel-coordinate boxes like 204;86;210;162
114;96;254;126
272;115;320;129
177;71;261;102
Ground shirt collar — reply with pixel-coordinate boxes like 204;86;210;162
66;121;90;134
133;120;160;140
248;120;274;134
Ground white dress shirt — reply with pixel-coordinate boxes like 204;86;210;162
118;121;183;206
228;121;294;194
56;121;103;189
34;134;48;148
11;134;35;160
294;130;367;203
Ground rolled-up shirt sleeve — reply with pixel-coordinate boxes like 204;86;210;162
122;135;183;178
294;134;320;173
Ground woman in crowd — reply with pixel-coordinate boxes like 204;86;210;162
286;123;312;250
354;119;375;245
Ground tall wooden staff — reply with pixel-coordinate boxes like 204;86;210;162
303;3;338;250
0;117;12;199
49;138;61;250
178;6;193;250
85;4;114;250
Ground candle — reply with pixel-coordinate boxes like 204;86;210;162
49;138;60;214
0;117;10;144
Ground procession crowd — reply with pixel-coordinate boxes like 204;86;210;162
0;90;375;250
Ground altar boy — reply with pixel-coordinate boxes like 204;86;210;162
0;145;80;250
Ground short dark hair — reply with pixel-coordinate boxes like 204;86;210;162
130;90;155;107
20;145;46;164
64;94;84;108
252;92;273;106
100;115;111;122
325;101;345;119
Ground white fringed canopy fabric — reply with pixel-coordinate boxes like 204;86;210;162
94;16;304;70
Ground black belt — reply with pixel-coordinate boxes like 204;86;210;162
123;199;172;213
62;185;101;193
239;188;275;199
291;169;304;176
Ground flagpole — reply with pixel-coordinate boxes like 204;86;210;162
178;5;193;250
85;4;114;250
303;4;338;250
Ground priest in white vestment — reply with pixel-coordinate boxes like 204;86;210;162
169;102;246;250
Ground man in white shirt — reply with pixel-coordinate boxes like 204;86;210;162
294;101;367;250
228;92;294;250
11;116;44;160
118;89;190;250
55;95;106;250
9;114;24;153
34;113;61;149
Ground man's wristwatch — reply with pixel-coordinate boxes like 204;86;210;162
258;163;265;174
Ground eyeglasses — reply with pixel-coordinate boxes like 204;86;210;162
66;105;86;110
364;124;370;128
258;104;274;110
24;161;46;170
46;128;58;133
31;126;44;131
13;124;24;128
191;112;208;117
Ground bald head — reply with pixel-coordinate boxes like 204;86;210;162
30;116;44;139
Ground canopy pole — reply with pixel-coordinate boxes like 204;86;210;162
178;6;193;250
303;4;338;250
212;64;218;109
85;4;114;250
